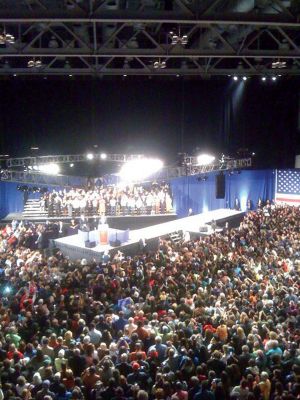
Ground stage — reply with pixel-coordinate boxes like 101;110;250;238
54;208;244;261
2;212;177;230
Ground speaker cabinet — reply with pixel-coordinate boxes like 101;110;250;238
215;173;225;199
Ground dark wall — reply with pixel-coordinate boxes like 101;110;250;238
0;77;299;168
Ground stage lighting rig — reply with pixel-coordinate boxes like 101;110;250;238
153;59;167;69
27;59;42;68
169;29;188;46
0;31;15;45
272;59;286;69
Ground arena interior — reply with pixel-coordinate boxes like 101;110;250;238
0;1;300;400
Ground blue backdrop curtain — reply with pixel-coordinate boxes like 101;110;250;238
170;172;226;217
170;169;275;217
225;169;275;211
0;182;24;218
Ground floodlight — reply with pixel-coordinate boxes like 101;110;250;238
272;76;277;81
70;163;74;167
100;153;107;160
233;76;238;81
261;76;266;81
119;158;163;182
242;76;247;81
38;163;60;175
197;154;215;166
86;153;94;160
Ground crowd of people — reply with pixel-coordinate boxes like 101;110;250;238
0;204;299;400
40;183;173;218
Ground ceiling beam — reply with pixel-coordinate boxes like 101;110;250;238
0;18;298;27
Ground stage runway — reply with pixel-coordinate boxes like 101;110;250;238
54;208;244;261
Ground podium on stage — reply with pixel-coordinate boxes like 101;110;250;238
98;223;109;245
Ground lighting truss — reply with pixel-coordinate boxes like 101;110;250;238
141;157;252;181
0;0;298;76
5;153;144;168
0;156;252;185
0;168;80;187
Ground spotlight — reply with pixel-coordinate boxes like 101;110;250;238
233;76;238;81
197;154;215;166
272;76;277;81
119;158;163;183
70;163;74;167
261;76;266;81
38;163;60;175
100;153;107;160
242;76;247;81
86;153;94;160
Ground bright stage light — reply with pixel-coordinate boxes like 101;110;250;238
119;158;163;182
233;76;238;81
70;163;74;167
86;153;94;160
261;76;266;81
242;76;247;81
197;154;215;166
272;76;277;81
37;163;60;175
100;153;107;160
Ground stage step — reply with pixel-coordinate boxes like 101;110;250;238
22;199;48;219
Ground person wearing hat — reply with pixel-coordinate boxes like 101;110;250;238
127;362;149;390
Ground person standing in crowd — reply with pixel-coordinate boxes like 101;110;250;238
1;202;299;400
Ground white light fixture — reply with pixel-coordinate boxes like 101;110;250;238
169;30;188;46
70;163;74;167
242;76;247;81
27;59;42;68
197;154;216;166
0;31;15;45
86;153;94;160
272;76;277;81
271;60;286;69
261;76;266;81
119;158;163;182
233;76;238;81
100;153;107;160
153;59;167;69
